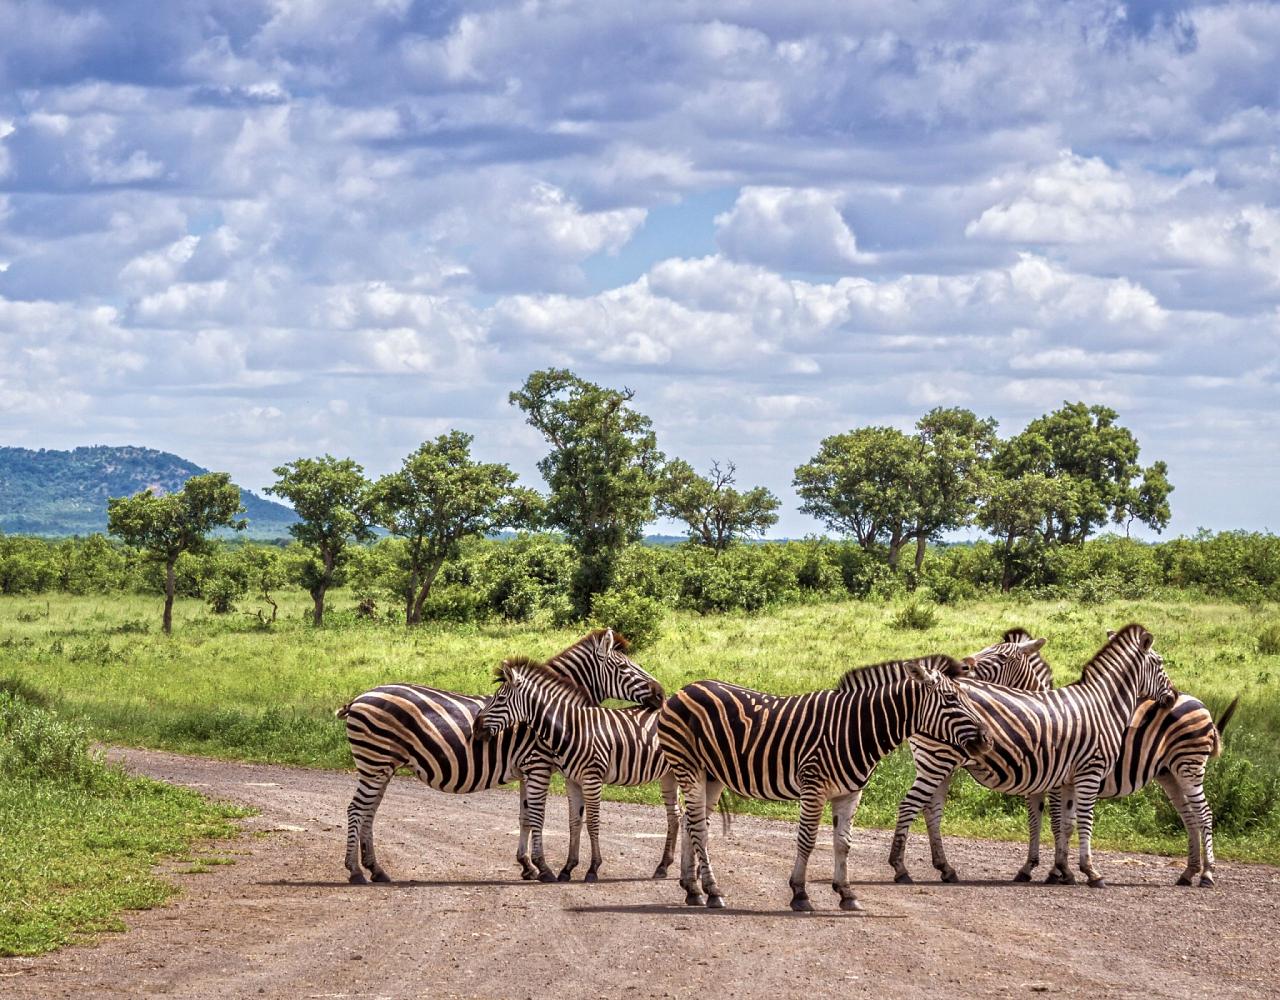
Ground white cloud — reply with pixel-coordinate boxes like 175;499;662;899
716;186;865;272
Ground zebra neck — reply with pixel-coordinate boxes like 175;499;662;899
845;683;914;761
521;688;575;756
1078;667;1142;735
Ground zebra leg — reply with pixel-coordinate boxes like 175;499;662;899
1048;788;1076;885
1014;793;1046;882
788;784;827;912
1073;774;1106;888
346;766;394;884
1190;772;1218;888
654;771;680;879
830;790;864;912
924;773;959;883
1157;768;1203;886
889;764;951;884
558;778;585;882
582;774;605;883
516;780;537;880
698;779;727;908
520;762;558;883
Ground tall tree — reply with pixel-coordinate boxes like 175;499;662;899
266;456;372;625
510;368;664;617
367;431;541;626
658;459;779;551
106;473;245;633
905;407;998;572
793;426;918;568
992;401;1172;544
976;472;1080;592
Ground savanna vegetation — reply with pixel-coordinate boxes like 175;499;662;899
2;368;1276;955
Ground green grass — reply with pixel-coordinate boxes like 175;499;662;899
1;590;1278;869
0;690;249;956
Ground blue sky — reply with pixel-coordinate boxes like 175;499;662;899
0;0;1277;537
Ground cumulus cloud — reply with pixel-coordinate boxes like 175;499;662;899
0;0;1276;535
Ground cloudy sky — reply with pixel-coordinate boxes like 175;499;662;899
1;0;1277;537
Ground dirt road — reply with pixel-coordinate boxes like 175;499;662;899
2;748;1277;999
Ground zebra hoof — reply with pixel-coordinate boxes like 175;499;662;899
1087;876;1106;889
1044;870;1062;885
789;895;814;913
584;871;599;883
893;872;913;885
538;872;557;884
684;891;706;907
347;871;369;885
556;870;572;882
1059;872;1077;886
520;869;536;881
940;870;959;884
652;865;668;879
706;894;726;909
1175;874;1194;887
370;870;392;883
1199;875;1216;889
1013;871;1032;883
839;897;864;912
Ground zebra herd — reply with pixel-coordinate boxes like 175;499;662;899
338;625;1236;913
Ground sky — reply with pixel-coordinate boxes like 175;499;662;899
0;0;1277;538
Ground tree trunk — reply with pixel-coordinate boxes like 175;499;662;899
913;535;927;574
886;530;904;571
408;562;444;628
311;584;326;626
162;558;176;635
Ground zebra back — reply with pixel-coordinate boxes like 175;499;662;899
959;629;1053;691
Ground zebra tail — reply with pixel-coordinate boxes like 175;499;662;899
1212;695;1241;757
717;789;748;837
335;701;354;720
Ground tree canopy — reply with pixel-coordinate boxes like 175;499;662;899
510;368;664;615
367;431;541;626
106;472;244;632
658;459;780;551
265;455;372;625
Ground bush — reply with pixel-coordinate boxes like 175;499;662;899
1258;623;1280;656
591;589;664;650
420;584;487;624
890;600;938;631
0;691;101;786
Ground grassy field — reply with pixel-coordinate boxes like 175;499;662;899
0;687;248;956
2;590;1278;868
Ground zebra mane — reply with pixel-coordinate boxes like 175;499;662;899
1073;623;1152;684
836;654;960;693
582;627;632;653
494;656;596;704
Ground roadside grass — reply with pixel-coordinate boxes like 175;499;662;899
0;690;249;956
1;591;1278;866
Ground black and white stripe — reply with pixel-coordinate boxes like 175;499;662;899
889;623;1176;888
656;655;992;912
337;628;663;884
475;658;679;882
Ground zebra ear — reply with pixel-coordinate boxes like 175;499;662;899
601;628;617;655
905;658;943;687
1016;638;1047;654
1106;630;1117;640
1138;629;1155;652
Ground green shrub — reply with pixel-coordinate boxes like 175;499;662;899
1258;623;1280;656
0;691;101;785
890;600;938;631
420;584;487;624
591;589;664;650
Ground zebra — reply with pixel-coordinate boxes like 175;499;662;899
474;657;679;883
657;655;992;912
1008;628;1238;888
336;628;663;884
888;623;1176;888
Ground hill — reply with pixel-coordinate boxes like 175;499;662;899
0;446;297;538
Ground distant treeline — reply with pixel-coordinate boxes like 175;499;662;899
2;530;1276;618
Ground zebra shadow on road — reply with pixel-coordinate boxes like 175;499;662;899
564;903;905;919
260;875;661;889
842;876;1184;890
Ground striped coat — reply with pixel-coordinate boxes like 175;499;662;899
658;655;992;912
337;629;663;884
890;623;1176;888
475;658;679;882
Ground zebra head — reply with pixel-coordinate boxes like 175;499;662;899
1105;625;1177;708
958;630;1052;691
575;628;665;709
474;659;559;738
907;657;993;757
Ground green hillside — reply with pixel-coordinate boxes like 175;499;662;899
0;446;297;538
